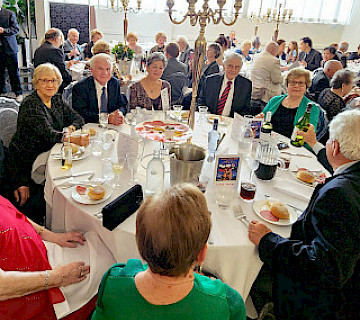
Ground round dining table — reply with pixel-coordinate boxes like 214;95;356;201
44;111;329;315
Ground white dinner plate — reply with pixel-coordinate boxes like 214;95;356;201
71;184;112;205
290;170;316;187
253;198;298;226
207;114;230;126
52;147;90;161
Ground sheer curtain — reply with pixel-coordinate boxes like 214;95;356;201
246;0;354;24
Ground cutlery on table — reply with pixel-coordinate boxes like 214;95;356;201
57;172;96;189
232;204;250;228
53;170;94;181
280;151;312;158
264;194;303;213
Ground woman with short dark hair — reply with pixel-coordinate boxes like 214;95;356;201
92;184;246;320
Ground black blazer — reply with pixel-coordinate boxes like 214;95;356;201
307;70;330;102
72;76;128;124
298;48;322;71
34;41;72;91
198;73;252;117
317;147;333;174
0;8;19;55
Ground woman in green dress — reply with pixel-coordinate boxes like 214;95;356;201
92;184;246;320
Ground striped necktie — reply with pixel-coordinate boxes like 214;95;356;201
100;87;108;113
217;81;232;115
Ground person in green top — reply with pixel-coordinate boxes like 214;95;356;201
259;68;323;141
92;184;246;320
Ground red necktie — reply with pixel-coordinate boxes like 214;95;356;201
217;81;232;115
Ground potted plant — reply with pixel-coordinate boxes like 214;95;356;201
111;42;135;75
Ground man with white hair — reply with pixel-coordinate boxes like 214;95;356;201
72;53;127;124
250;41;282;109
198;52;252;117
63;28;83;61
249;108;360;319
308;59;343;102
177;35;193;65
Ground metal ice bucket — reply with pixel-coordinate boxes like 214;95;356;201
169;143;206;186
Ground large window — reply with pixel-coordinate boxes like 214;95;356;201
48;0;354;24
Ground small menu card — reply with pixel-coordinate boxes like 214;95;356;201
117;132;138;161
214;154;242;187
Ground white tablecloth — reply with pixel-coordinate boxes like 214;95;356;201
44;114;328;302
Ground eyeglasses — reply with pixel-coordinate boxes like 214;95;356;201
39;79;58;85
288;80;307;87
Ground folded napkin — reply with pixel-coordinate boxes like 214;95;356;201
272;178;314;202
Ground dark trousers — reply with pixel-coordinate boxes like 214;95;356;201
0;51;22;95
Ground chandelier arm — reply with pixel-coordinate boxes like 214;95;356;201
168;12;190;24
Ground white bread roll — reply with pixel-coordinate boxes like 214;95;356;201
270;203;289;220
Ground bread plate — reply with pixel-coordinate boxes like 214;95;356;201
207;114;230;126
52;147;90;161
71;184;112;205
253;198;297;226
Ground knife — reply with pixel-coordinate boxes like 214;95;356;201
280;151;312;158
53;171;94;181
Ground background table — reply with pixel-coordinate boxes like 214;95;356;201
44;113;327;303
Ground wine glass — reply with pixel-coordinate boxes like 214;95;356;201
127;154;140;185
112;157;126;188
125;109;137;125
99;113;109;129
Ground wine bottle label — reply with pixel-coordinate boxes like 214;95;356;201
290;126;298;141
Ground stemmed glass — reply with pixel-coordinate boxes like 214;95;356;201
125;109;137;125
112;156;126;188
127;154;139;185
99;113;109;130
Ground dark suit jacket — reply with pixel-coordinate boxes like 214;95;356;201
307;70;330;102
198;73;252;117
162;58;188;80
34;41;72;90
63;39;83;61
258;161;360;319
72;76;127;124
317;147;333;174
0;8;19;55
299;48;322;71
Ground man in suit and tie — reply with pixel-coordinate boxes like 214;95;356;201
72;53;127;125
63;28;83;61
197;52;252;117
0;1;23;101
249;109;360;319
298;36;322;71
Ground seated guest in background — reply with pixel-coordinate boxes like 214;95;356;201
92;184;246;320
307;60;343;102
251;42;282;110
201;43;221;83
91;40;111;55
162;42;188;80
249;109;360;320
63;28;83;61
198;52;252;117
338;41;350;58
322;46;341;66
34;28;73;93
7;64;86;224
250;37;261;54
126;32;142;55
83;28;103;60
128;53;170;110
149;32;167;54
286;40;298;63
261;68;320;139
348;44;360;61
215;34;229;66
72;53;127;125
227;30;237;48
298;36;322;71
177;35;193;65
276;39;287;64
235;40;252;62
318;69;355;122
0;195;115;320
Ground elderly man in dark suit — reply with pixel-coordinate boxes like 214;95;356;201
198;52;252;117
0;2;22;101
249;108;360;319
72;53;127;125
298;37;322;71
307;60;342;102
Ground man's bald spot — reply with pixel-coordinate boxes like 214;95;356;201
266;42;279;56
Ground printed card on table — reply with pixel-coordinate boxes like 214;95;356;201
117;132;138;161
214;154;242;187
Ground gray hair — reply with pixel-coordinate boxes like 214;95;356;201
224;52;243;66
330;69;355;89
329;109;360;160
146;52;167;68
89;53;112;69
176;35;188;45
68;28;79;36
208;43;222;59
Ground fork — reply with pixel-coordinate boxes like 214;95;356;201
232;205;250;228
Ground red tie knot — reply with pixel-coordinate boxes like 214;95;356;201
227;81;232;87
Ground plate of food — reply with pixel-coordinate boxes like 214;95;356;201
291;168;326;187
71;184;112;205
52;144;90;161
253;198;297;226
135;120;192;143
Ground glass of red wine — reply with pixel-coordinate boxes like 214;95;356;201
240;179;256;202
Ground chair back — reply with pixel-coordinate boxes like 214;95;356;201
0;108;18;148
316;104;329;141
62;81;78;107
0;97;20;112
165;72;188;105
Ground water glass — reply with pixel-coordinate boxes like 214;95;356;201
99;113;109;129
127;155;140;185
172;105;183;121
198;106;208;125
102;159;114;181
91;140;102;158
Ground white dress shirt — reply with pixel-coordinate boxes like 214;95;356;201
94;79;108;114
218;76;235;117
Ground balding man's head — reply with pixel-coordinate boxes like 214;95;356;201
324;60;343;78
266;42;279;56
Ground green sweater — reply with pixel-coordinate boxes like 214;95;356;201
92;259;246;320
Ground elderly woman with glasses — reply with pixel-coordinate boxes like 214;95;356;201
260;68;320;139
92;184;246;320
7;63;86;223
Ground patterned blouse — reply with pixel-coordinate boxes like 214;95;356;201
128;80;171;110
318;88;346;121
149;45;165;54
8;91;84;188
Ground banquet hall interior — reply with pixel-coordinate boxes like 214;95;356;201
1;0;360;319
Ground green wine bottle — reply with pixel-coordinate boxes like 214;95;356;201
290;103;313;147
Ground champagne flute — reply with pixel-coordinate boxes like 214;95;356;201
112;157;126;188
127;154;140;185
